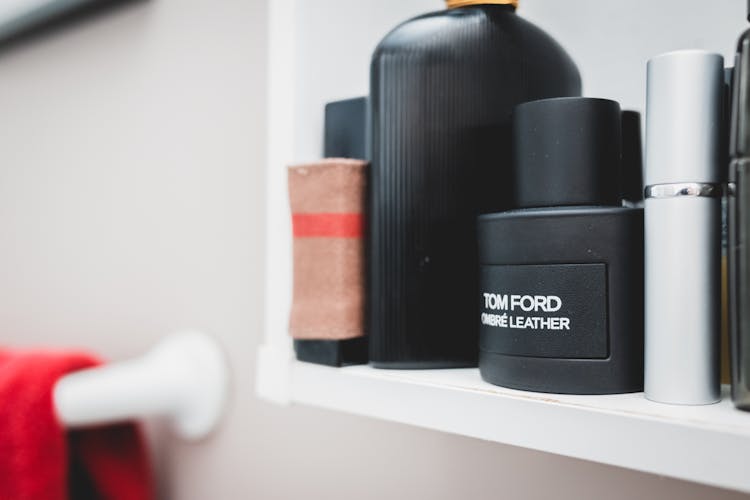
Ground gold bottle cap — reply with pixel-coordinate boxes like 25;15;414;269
446;0;518;8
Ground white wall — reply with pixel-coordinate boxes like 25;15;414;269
0;0;748;499
0;0;267;498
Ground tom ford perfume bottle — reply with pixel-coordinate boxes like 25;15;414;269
478;97;644;394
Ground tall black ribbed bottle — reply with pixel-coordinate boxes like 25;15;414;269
369;0;582;368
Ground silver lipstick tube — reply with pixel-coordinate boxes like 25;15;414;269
644;50;724;405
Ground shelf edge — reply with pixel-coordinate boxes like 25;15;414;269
280;362;750;494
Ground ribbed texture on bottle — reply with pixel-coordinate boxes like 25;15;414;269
368;6;581;367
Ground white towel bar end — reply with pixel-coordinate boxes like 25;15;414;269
53;331;230;440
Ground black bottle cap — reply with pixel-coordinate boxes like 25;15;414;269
621;110;644;202
513;97;622;208
324;97;368;159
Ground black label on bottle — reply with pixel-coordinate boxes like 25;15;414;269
479;263;608;359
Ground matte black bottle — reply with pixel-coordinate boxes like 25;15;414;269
729;12;750;411
368;0;581;368
478;98;644;394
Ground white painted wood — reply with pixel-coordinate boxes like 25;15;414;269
289;361;750;493
257;0;297;404
256;344;293;405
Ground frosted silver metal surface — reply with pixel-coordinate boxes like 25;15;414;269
644;198;721;404
644;50;723;405
645;50;724;185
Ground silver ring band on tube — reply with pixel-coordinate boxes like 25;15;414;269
644;182;723;199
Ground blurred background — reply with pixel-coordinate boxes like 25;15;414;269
0;0;748;498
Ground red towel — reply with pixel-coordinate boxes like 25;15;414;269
0;349;154;500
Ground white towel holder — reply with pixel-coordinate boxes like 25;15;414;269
53;330;230;441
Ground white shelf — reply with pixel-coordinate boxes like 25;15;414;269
259;1;750;494
264;359;750;493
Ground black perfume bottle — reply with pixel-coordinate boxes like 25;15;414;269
368;1;581;368
729;15;750;411
478;98;644;394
